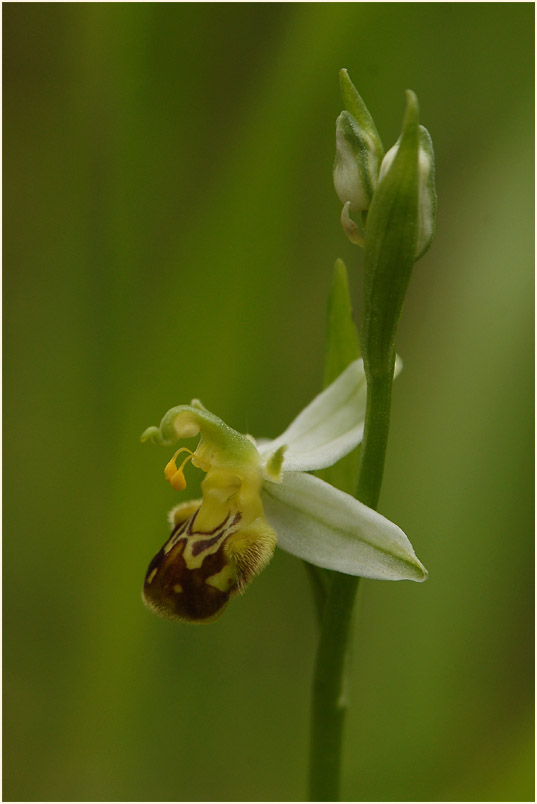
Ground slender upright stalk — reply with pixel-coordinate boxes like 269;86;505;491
308;573;359;801
308;366;394;801
308;70;435;801
355;368;394;509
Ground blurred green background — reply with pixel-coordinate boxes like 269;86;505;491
4;3;534;801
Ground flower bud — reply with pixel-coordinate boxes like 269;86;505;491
333;70;384;245
333;111;379;214
379;125;436;260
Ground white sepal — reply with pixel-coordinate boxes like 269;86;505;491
261;471;427;582
258;357;402;473
258;359;366;472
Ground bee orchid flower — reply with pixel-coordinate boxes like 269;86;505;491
141;358;427;623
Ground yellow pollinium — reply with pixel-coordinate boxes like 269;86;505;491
164;448;194;491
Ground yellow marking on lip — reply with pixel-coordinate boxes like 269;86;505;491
173;583;183;593
169;499;202;527
147;568;158;584
164;528;186;555
183;538;225;569
205;564;236;592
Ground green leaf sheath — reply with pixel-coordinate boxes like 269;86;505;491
323;259;361;386
320;259;361;496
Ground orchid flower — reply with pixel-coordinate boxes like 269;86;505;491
141;358;427;623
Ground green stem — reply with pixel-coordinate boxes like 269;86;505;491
308;573;359;801
356;367;394;508
308;366;394;801
303;561;330;626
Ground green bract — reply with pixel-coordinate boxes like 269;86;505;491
379;123;437;260
361;90;436;379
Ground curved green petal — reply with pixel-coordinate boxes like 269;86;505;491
141;404;259;468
